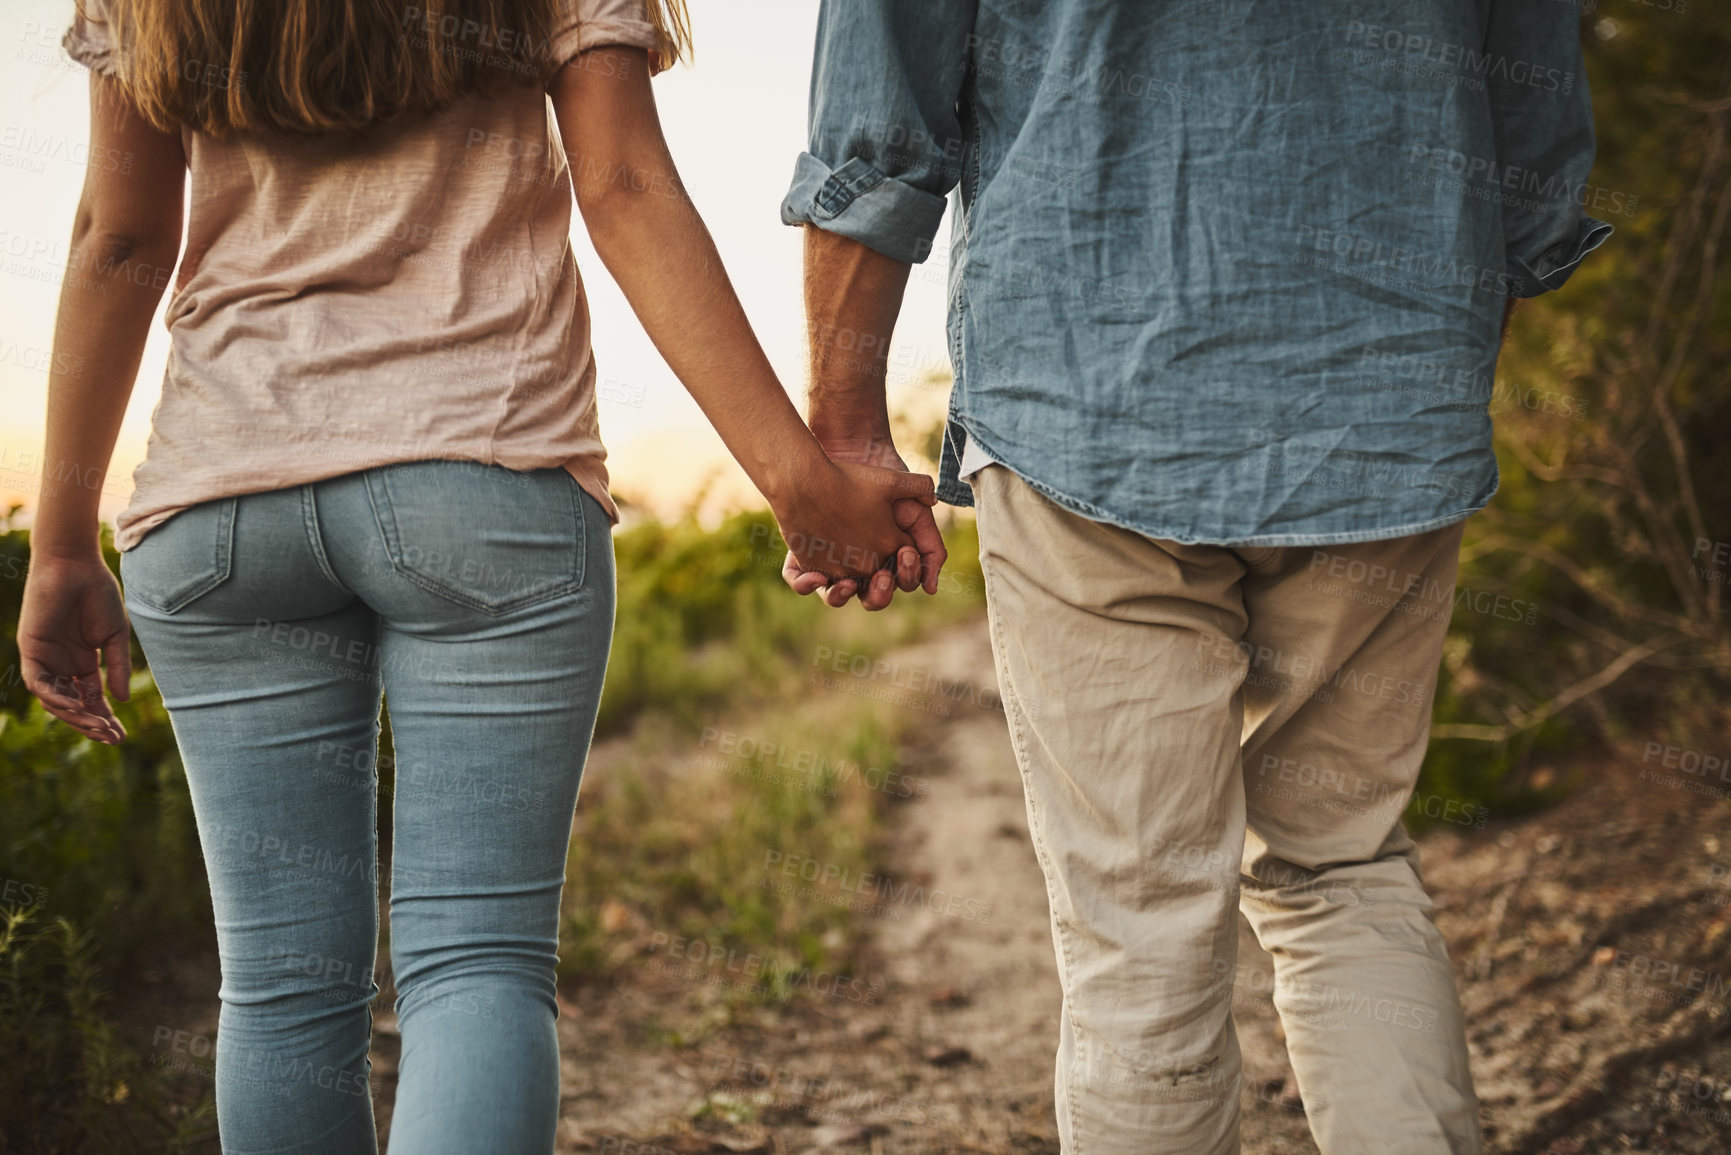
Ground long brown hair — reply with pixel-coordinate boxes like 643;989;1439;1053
88;0;692;137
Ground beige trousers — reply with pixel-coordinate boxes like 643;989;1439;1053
970;464;1481;1155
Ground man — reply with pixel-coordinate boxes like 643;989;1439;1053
781;2;1608;1152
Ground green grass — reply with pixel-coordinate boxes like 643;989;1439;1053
560;696;915;996
599;507;983;737
0;505;984;1144
0;905;215;1152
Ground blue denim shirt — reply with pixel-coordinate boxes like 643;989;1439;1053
782;1;1612;546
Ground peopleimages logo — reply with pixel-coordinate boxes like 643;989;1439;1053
763;850;993;924
1408;145;1638;217
1293;223;1514;297
1342;21;1574;94
645;931;882;1004
399;6;551;63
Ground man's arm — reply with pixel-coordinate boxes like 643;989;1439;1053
804;226;912;454
787;228;948;607
1482;5;1611;297
780;0;978;607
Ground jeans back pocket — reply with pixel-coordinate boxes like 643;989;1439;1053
364;461;585;615
119;497;237;614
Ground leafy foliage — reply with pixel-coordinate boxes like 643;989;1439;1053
0;906;214;1153
561;701;910;998
599;507;983;735
1417;8;1731;822
0;503;984;1144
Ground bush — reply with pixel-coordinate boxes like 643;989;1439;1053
599;507;983;736
561;698;913;994
0;906;214;1153
1414;8;1731;823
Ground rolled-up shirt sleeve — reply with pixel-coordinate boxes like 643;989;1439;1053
1484;5;1613;297
781;0;978;264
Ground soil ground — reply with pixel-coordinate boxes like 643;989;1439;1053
133;620;1731;1153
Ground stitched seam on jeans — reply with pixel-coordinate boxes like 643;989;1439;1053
977;478;1087;1151
562;471;588;594
300;486;345;589
366;466;585;616
131;499;235;613
213;499;234;586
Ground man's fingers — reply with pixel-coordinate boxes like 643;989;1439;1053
895;545;921;592
892;499;949;594
842;461;938;507
860;569;897;612
879;470;937;506
821;580;856;608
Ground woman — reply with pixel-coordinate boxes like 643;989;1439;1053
16;1;943;1150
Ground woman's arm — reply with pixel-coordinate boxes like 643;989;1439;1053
34;75;185;558
18;74;187;742
548;47;937;592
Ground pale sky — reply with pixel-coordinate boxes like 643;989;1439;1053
0;0;956;529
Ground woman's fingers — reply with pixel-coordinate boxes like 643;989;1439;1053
40;701;117;744
22;659;85;714
103;629;132;703
17;558;132;742
74;673;125;740
28;668;123;744
782;551;831;595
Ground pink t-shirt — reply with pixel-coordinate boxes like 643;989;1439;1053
63;0;666;550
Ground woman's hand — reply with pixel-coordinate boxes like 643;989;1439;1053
554;46;947;598
770;457;937;594
780;434;947;610
17;554;132;745
18;72;183;746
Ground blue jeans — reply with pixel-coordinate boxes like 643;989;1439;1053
120;461;616;1154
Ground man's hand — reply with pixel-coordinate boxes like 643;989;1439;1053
781;434;947;610
784;227;947;609
771;451;937;589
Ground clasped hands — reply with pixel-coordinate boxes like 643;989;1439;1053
775;433;947;612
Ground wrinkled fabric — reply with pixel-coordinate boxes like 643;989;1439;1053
784;0;1611;546
121;463;616;1154
971;463;1481;1153
64;0;667;552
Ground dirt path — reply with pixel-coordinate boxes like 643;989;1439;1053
538;620;1731;1154
133;619;1731;1152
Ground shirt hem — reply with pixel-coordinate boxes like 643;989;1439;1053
960;437;1489;549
